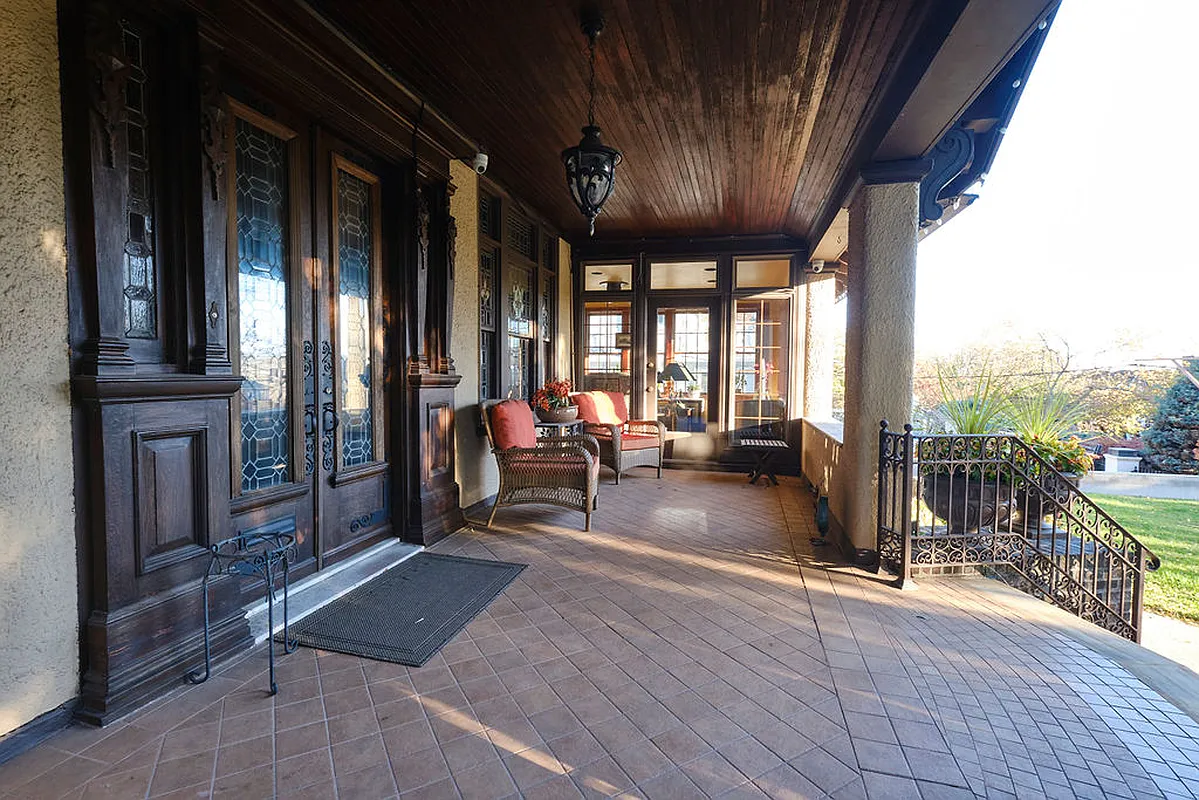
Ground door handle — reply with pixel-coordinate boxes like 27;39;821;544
304;408;316;435
322;406;339;432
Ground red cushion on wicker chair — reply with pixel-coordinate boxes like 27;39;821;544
572;391;628;426
619;433;660;450
490;400;537;449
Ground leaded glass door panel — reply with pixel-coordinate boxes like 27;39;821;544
226;100;317;571
313;140;394;563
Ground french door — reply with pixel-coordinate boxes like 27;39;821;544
227;101;398;574
647;298;720;433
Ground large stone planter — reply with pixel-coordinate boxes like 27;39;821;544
921;473;1013;533
536;404;579;423
1011;473;1080;533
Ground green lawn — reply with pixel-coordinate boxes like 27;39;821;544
1090;493;1199;623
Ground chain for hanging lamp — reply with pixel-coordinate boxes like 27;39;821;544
561;12;623;236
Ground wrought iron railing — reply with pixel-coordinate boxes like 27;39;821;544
877;422;1160;642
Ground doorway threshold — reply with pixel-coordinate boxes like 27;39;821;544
244;538;422;644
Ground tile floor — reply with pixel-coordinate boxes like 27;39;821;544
1;471;1197;799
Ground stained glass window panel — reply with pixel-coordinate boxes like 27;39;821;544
508;336;532;400
507;265;533;337
235;118;291;492
122;24;156;339
480;330;494;400
336;169;375;467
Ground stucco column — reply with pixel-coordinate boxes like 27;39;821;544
802;273;836;421
841;163;925;554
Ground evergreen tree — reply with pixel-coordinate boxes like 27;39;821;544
1142;359;1199;474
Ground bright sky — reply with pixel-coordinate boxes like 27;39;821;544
914;0;1199;368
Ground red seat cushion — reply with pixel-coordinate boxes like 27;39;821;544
620;432;660;450
489;400;537;449
572;391;628;426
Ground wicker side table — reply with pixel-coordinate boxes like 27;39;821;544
535;419;585;439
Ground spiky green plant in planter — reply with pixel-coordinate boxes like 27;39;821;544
1006;382;1091;531
936;363;1010;435
1008;382;1089;473
923;363;1014;532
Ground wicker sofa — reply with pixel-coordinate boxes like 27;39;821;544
570;390;665;484
481;399;600;530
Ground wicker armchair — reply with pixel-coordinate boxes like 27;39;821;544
571;391;666;484
481;400;600;531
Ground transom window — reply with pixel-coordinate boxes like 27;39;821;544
649;260;717;291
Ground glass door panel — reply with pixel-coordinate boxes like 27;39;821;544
332;161;381;468
227;102;317;572
581;300;632;407
731;295;791;437
234;117;293;492
652;305;713;433
505;263;535;399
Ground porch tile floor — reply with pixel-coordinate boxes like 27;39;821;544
3;471;1199;799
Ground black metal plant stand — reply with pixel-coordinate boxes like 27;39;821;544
186;530;298;695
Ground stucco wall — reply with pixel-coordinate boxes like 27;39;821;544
801;419;847;543
0;0;80;736
450;162;499;509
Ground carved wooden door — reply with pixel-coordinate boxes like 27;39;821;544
225;106;399;576
225;100;320;574
311;134;397;564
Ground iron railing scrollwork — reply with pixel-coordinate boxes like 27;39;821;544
877;421;1160;642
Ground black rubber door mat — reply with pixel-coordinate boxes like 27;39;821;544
282;552;526;666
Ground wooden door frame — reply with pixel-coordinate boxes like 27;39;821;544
646;295;724;427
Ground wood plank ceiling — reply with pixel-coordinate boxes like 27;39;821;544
312;0;924;241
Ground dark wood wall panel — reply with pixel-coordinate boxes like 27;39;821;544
74;379;244;723
62;0;491;727
134;428;209;575
427;402;451;478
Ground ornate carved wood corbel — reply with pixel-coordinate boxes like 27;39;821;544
919;127;975;225
410;186;431;373
85;4;131;169
199;60;227;202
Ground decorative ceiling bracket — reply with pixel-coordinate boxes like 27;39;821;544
919;126;975;225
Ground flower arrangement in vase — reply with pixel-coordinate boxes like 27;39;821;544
531;378;577;423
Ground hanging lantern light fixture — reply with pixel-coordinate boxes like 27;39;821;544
561;11;622;236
